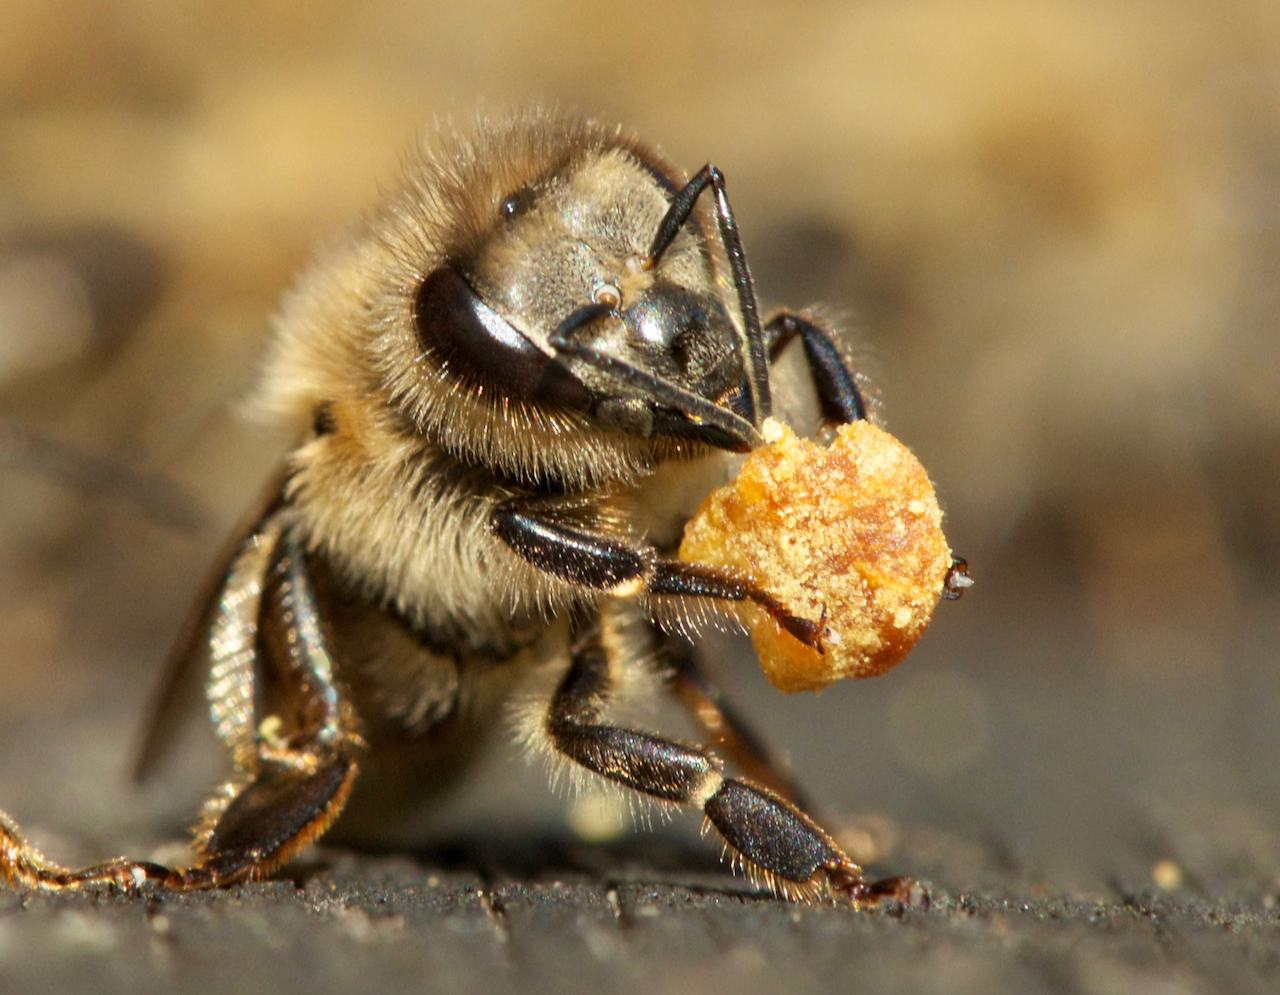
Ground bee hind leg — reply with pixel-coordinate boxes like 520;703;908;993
0;526;361;893
176;751;359;888
546;620;883;905
177;528;362;888
0;751;358;894
0;809;171;892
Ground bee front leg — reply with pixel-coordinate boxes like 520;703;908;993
545;619;882;904
490;502;824;646
764;310;867;424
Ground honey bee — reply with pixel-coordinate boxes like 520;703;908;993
0;109;936;904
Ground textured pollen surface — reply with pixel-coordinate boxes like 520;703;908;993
679;418;951;693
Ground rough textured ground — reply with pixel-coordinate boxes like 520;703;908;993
3;841;1279;995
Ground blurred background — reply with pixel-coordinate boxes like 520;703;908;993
1;0;1278;901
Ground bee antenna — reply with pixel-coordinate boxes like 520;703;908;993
645;165;772;429
548;334;763;451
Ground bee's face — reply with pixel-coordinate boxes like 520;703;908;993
413;144;747;447
266;114;765;491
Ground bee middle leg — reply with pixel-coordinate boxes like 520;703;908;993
545;618;878;904
660;637;813;810
657;637;923;906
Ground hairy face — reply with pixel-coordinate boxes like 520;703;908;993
423;147;746;439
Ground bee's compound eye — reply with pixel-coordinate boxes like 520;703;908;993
413;267;591;411
593;284;622;309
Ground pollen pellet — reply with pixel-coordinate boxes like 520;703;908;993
679;418;952;693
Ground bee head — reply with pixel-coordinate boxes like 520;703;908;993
265;113;771;491
409;117;766;458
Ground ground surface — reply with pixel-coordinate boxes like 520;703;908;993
3;840;1279;995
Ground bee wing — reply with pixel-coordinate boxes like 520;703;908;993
131;467;290;782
